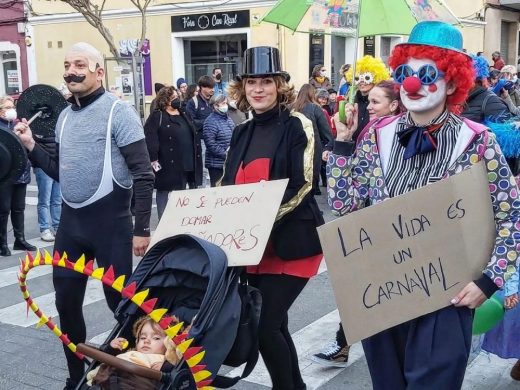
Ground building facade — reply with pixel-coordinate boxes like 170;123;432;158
23;0;520;103
0;0;29;97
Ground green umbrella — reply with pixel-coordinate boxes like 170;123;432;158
261;0;459;37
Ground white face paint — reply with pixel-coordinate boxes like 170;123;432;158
399;58;447;114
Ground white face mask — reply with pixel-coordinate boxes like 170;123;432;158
217;104;229;114
320;71;327;77
4;108;17;122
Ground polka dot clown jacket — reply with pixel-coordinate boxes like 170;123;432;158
326;114;520;293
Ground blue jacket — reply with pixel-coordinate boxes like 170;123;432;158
214;81;228;96
202;111;234;168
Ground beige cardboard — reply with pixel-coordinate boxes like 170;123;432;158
148;179;289;266
317;162;495;344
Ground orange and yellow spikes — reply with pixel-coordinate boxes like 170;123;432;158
101;266;116;285
122;281;137;298
186;350;205;367
165;322;184;339
73;255;86;273
91;267;105;280
141;298;158;314
43;250;53;265
177;338;194;354
111;275;126;292
131;289;150;306
149;308;168;323
193;370;211;382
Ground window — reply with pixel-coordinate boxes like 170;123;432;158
1;50;20;95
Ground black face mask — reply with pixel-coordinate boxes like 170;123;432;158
63;74;86;83
215;73;222;81
171;98;181;110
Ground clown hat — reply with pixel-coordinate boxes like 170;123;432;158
397;21;469;57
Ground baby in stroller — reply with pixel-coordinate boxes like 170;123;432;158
87;315;183;388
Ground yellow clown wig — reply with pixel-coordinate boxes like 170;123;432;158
345;55;391;85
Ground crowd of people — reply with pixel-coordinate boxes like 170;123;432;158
1;19;519;390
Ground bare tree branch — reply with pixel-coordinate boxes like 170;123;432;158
58;0;119;58
129;0;153;51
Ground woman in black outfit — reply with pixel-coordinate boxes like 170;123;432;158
0;96;36;256
221;46;324;390
144;86;201;219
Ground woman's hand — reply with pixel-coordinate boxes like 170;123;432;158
451;282;487;309
505;293;519;310
334;103;358;142
110;337;129;350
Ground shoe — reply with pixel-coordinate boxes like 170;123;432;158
13;238;37;251
40;229;55;242
314;189;322;195
311;340;350;368
511;360;520;381
0;244;11;257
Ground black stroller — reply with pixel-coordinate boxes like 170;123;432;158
76;234;261;390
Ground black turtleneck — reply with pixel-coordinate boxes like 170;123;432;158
67;86;105;111
243;106;285;166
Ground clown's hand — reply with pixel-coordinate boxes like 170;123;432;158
334;103;358;142
504;293;519;310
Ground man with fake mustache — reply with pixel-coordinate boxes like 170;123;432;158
14;42;154;390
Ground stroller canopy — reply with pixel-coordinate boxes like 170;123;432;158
115;234;240;379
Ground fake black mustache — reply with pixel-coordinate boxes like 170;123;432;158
63;74;86;83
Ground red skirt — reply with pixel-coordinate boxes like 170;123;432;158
236;158;323;278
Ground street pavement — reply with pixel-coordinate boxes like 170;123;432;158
0;185;519;389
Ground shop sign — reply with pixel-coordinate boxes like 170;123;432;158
171;10;250;32
364;36;375;56
7;70;19;88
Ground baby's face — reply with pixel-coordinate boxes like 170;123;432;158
136;323;167;354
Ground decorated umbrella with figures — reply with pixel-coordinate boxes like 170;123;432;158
261;0;460;37
261;0;460;100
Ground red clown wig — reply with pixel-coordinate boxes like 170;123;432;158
389;45;475;114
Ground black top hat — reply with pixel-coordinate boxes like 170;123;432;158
0;125;28;185
236;46;290;82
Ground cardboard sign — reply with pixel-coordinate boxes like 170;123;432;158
317;162;495;344
148;180;289;266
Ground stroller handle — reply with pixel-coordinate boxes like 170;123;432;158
77;343;163;382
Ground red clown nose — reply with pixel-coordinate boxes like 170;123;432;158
402;77;422;93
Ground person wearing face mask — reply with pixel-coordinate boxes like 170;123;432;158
327;21;519;389
498;65;520;109
202;94;234;187
0;96;37;256
186;75;215;188
309;64;333;90
144;86;200;219
338;64;351;97
212;67;228;96
13;42;154;389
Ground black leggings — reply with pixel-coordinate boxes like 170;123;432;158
247;274;308;390
52;185;133;383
